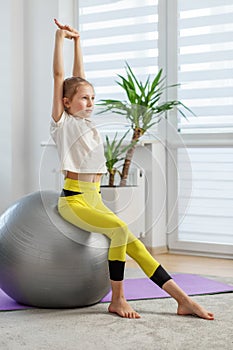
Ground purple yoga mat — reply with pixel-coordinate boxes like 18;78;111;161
100;274;233;303
0;291;33;311
0;274;232;311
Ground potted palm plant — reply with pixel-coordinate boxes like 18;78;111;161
98;62;193;238
98;62;192;186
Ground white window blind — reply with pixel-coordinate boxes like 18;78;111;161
178;147;233;246
79;0;158;103
177;0;233;133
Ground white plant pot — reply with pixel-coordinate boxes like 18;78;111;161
101;169;145;238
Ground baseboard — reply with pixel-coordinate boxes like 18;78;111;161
146;246;168;255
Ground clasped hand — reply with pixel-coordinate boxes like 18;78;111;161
54;18;80;40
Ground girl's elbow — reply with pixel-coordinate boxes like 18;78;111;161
53;71;64;80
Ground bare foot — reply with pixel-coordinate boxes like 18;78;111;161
162;279;214;320
177;298;214;320
108;299;141;319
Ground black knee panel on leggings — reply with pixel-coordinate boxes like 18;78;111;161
150;265;172;288
108;260;125;281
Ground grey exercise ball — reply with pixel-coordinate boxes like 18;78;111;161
0;191;110;308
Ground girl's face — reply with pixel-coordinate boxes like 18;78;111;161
65;84;95;118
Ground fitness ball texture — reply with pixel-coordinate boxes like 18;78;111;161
0;191;110;308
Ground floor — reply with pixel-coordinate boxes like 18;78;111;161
1;253;232;350
126;253;233;277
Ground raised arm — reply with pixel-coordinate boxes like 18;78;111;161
52;29;66;122
54;19;85;78
52;20;80;122
73;36;85;78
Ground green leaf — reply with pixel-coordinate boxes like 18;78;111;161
125;62;142;93
99;62;194;143
150;69;163;91
104;129;138;173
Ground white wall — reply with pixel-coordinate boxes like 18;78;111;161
0;0;26;213
23;0;59;194
0;0;12;213
0;0;76;213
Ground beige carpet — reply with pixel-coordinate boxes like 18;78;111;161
0;271;232;350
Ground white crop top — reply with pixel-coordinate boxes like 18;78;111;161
50;111;107;176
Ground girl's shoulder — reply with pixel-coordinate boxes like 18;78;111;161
50;111;91;136
51;110;77;128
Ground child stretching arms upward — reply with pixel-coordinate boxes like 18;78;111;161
50;19;214;320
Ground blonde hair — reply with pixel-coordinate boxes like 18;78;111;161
63;76;94;101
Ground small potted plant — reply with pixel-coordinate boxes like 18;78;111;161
101;130;146;238
98;62;192;187
104;130;136;187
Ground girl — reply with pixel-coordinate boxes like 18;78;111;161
50;19;214;320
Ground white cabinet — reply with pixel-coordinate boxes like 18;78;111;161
101;169;145;238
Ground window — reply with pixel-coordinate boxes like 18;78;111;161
178;147;233;245
177;0;233;133
79;0;158;102
166;0;233;255
78;0;233;256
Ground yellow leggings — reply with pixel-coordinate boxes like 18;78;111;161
58;178;171;286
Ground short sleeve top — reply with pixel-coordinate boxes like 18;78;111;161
50;111;107;176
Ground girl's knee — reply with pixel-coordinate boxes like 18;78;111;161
127;238;147;257
111;225;129;246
